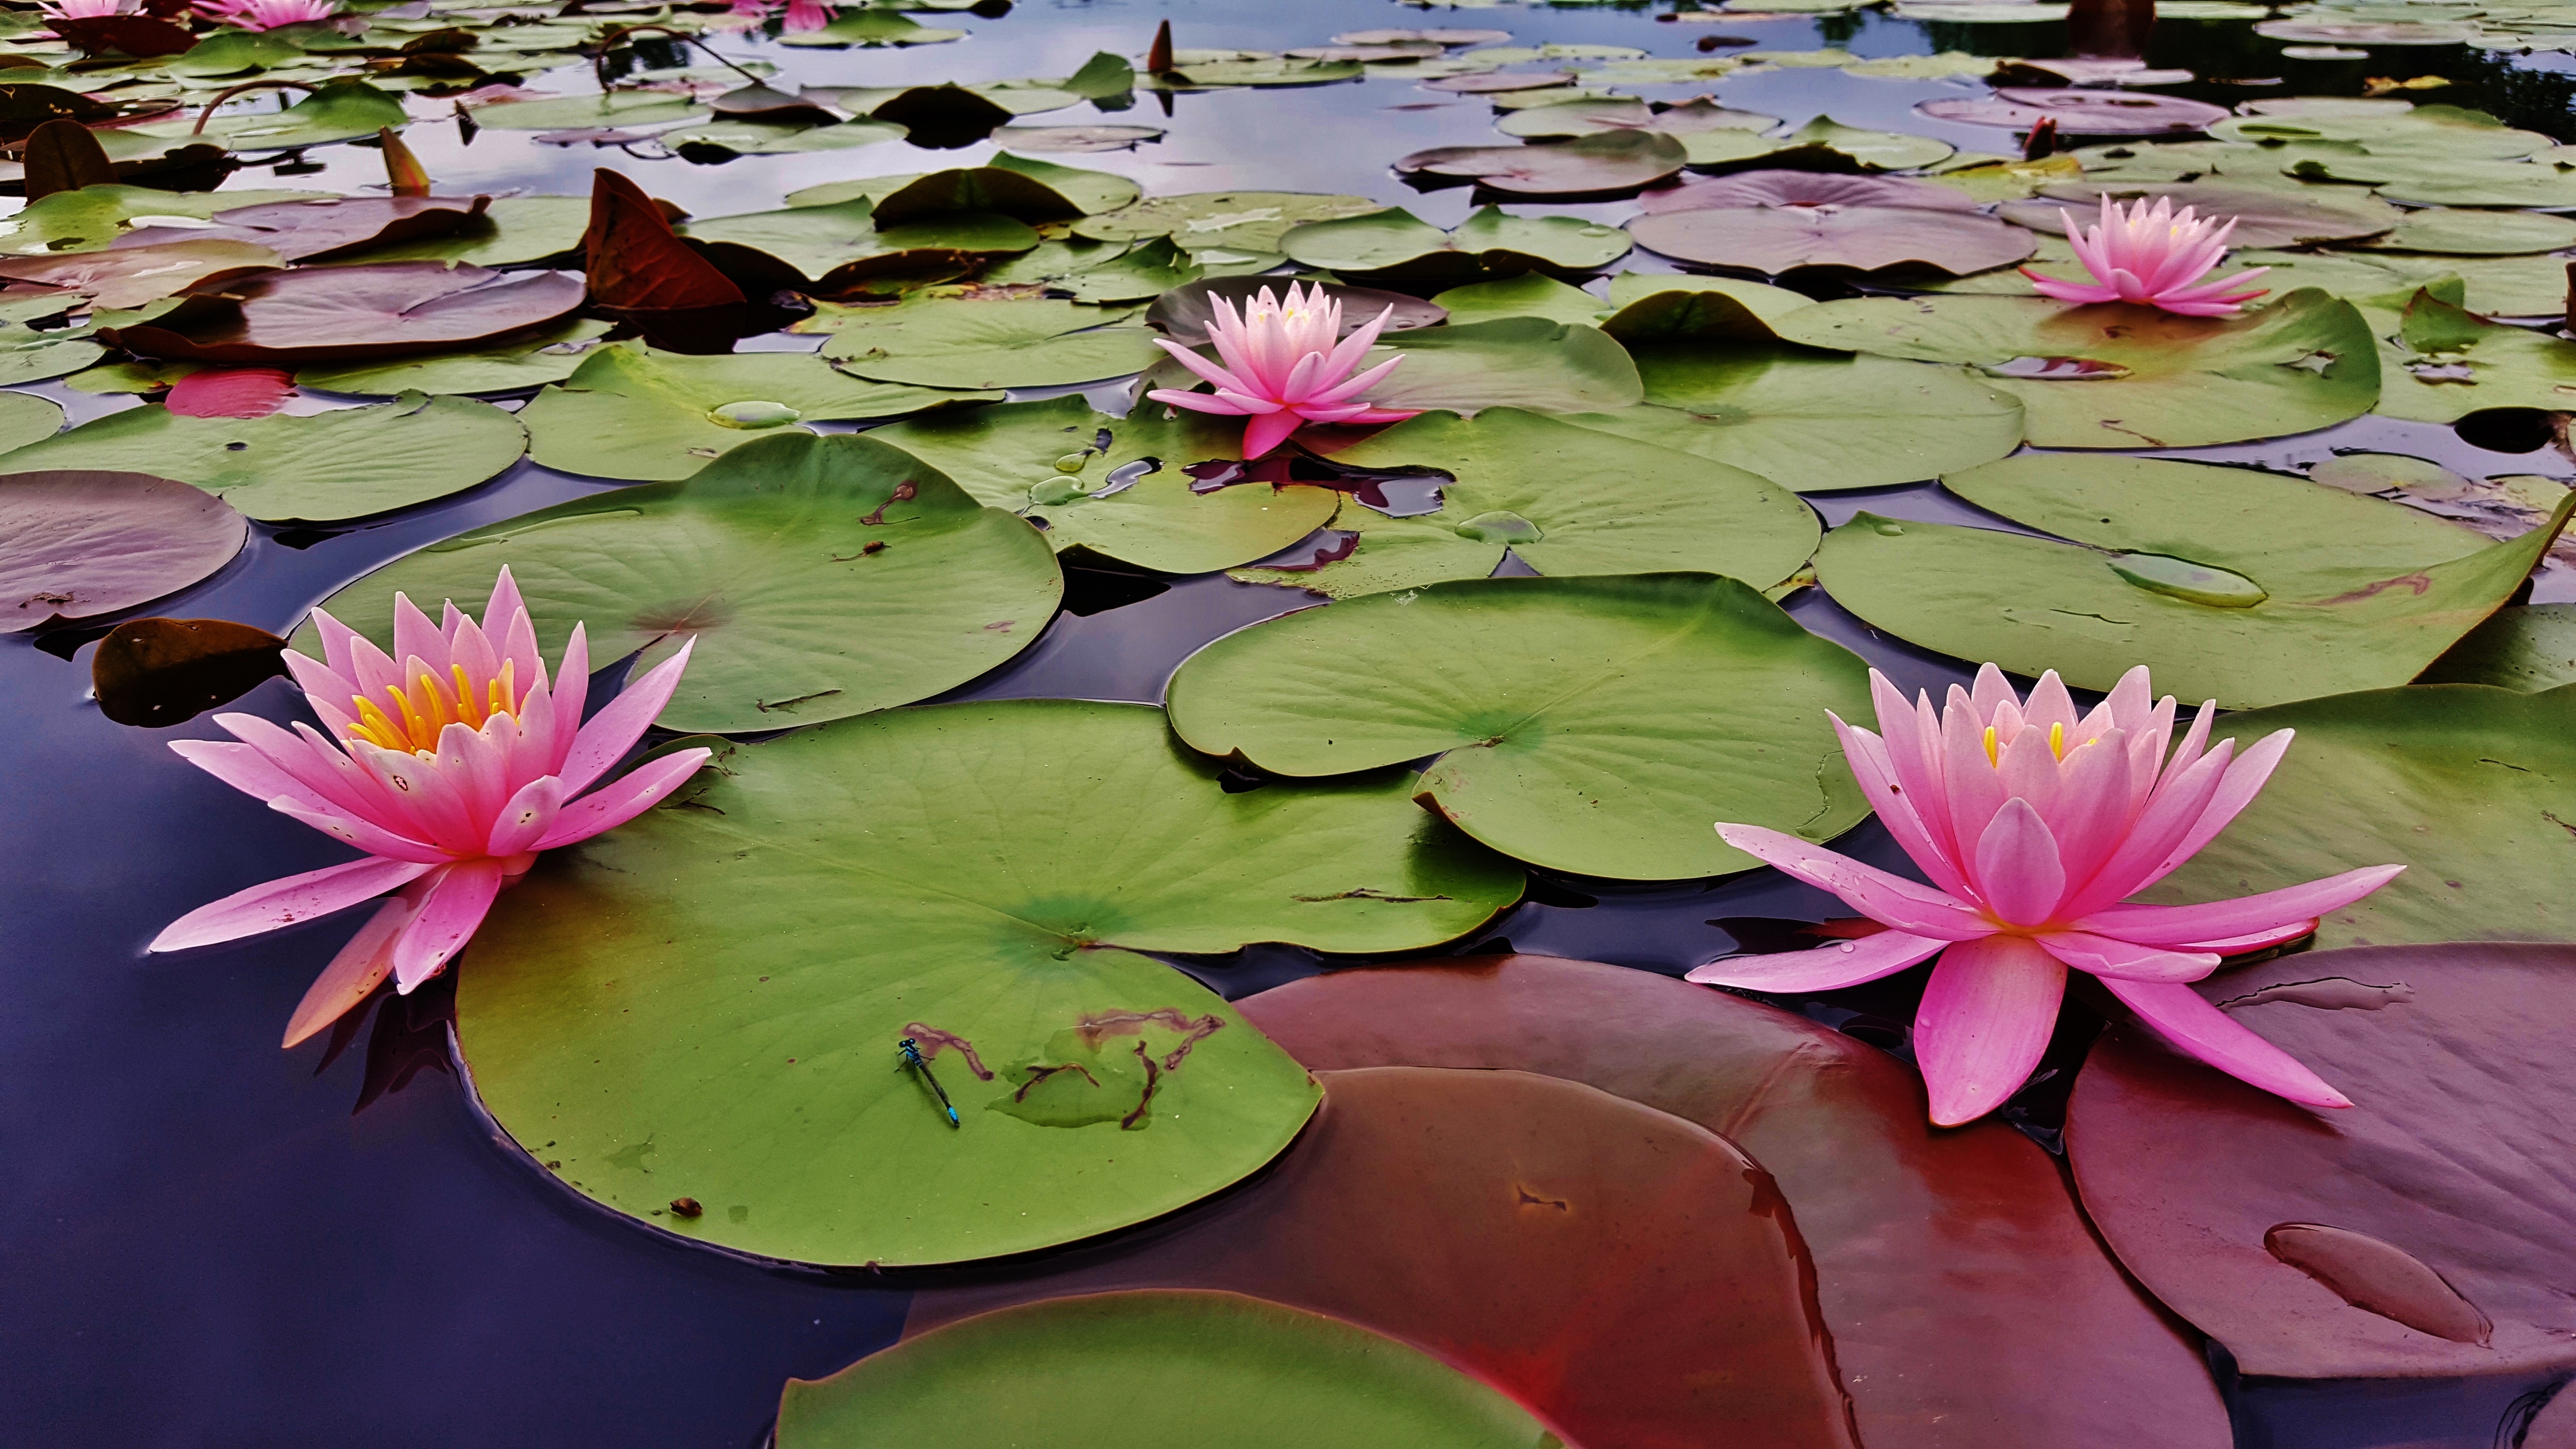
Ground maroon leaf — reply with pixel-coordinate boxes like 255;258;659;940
579;168;746;353
115;195;495;264
90;615;286;727
1234;956;2233;1449
165;368;295;419
1397;130;1690;196
909;1064;1862;1449
22;117;112;199
2068;942;2576;1380
101;262;585;364
0;470;247;633
46;14;198;59
0;239;279;310
1917;88;2228;135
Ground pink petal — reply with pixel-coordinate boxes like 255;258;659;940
2035;930;2220;983
268;796;457;864
485;775;565;856
279;648;358;715
1146;387;1257;417
533;748;711;850
1243;409;1304;458
1834;716;1973;899
2042;725;2132;899
280;884;428;1048
2071;864;2405;946
390;856;505;992
2097;978;2351;1109
1301;352;1405;407
2027;272;2121;306
2138;727;2295;890
1685;928;1947;992
1913;934;2067;1127
1939;693;2009;857
168;739;337;817
1715;823;1996;940
391;596;447;680
2059;738;2237;917
544;623;590;775
1150;337;1250;395
349;740;484;853
150;854;436;951
558;637;696;796
1970;798;2065;927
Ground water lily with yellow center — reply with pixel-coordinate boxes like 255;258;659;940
2026;195;2271;317
150;567;709;1047
1146;280;1423;458
1691;663;2402;1126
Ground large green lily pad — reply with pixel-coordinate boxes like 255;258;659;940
1771;290;2382;449
1815;453;2572;708
1561;344;2024;493
681;199;1038;293
1233;408;1813;599
1334;317;1644;415
463;90;710;130
821;296;1161;389
2369;288;2576;424
1169;572;1870;880
519;343;993;482
297;433;1060;734
1279;206;1630;282
0;391;525;523
456;698;1520;1263
295;318;612;397
2422;604;2576;692
0;184;325;253
2151;685;2576;948
778;1291;1560;1448
784;153;1140;221
868;396;1341;574
1072;192;1384;253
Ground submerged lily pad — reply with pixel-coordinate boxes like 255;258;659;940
2422;605;2576;691
1814;453;2569;708
1072;191;1384;253
1236;957;2236;1449
1396;130;1689;195
0;392;526;524
1279;206;1629;281
905;1066;1860;1449
456;698;1518;1264
782;1290;1558;1449
869;396;1342;573
821;296;1162;389
0;468;246;631
1771;290;2382;448
2070;943;2576;1381
2151;684;2576;949
1171;572;1868;880
1232;407;1814;600
300;433;1060;733
519;343;995;482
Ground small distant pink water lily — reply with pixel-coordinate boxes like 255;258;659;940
2024;195;2271;317
198;0;337;30
1690;664;2402;1127
1147;281;1422;458
41;0;140;19
150;568;710;1048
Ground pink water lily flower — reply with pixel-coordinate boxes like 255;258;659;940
1689;664;2402;1127
2024;195;2271;317
149;567;710;1048
1147;280;1423;458
198;0;337;30
782;0;834;32
42;0;141;19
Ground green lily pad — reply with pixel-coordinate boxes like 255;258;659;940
307;195;592;269
1771;290;2383;449
1160;57;1364;87
1428;273;1608;328
300;432;1063;734
2003;181;2400;249
2153;684;2576;947
1813;453;2573;708
2422;604;2576;691
681;199;1039;293
294;318;612;396
1279;206;1629;282
454;697;1518;1263
774;8;963;46
1762;115;1959;171
1396;129;1689;195
1497;95;1778;154
820;296;1162;389
1231;407;1815;599
1072;191;1383;253
664;116;908;160
787;154;1141;221
0;390;61;451
2356;207;2576;255
132;78;405;149
1169;572;1868;880
167;28;304;77
869;396;1343;573
519;343;996;482
975;235;1134;287
0;184;324;253
1562;345;2023;493
779;1291;1559;1448
0;330;104;385
0;391;524;524
2370;287;2576;423
1337;317;1644;415
1926;151;2087;202
463;90;711;130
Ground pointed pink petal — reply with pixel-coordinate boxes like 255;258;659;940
2098;978;2351;1109
1971;798;2065;927
1242;409;1303;458
390;857;505;991
547;624;590;773
1685;928;1948;992
349;740;483;853
268;797;456;864
1714;823;1997;940
558;638;696;796
1940;695;2009;855
2073;864;2405;947
390;594;447;679
279;648;358;714
485;775;565;856
2043;726;2132;898
2022;671;2078;734
281;886;426;1048
533;748;710;850
1835;716;1973;898
150;854;436;951
1146;387;1257;417
2140;727;2296;889
1151;337;1250;393
1303;352;1405;406
1914;934;2066;1127
309;605;362;682
2028;272;2121;305
168;740;337;816
2061;738;2237;917
2035;931;2220;982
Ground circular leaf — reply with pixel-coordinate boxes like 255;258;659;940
779;1291;1559;1448
0;389;63;451
682;200;1040;292
0;392;527;524
100;262;586;365
820;296;1162;389
457;699;1520;1264
2254;17;2478;43
1397;130;1689;195
294;318;613;397
2002;182;2399;248
1073;192;1384;252
908;1065;1860;1449
0;468;245;631
1343;317;1644;414
2356;207;2576;255
298;433;1063;734
2069;943;2576;1379
1631;203;2035;275
1918;88;2229;135
1169;572;1870;880
1280;206;1629;281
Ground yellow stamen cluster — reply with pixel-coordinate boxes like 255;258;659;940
347;661;517;755
1982;720;2074;767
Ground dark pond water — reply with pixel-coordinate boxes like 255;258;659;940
7;0;2574;1444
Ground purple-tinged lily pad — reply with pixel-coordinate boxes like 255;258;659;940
1397;129;1689;195
114;196;497;263
102;263;585;365
2069;943;2576;1380
0;469;247;632
0;239;278;310
1631;187;2034;275
1919;88;2228;135
1640;168;1983;214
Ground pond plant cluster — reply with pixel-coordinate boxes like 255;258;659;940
11;0;2576;1441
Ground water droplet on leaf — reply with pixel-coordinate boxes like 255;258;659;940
706;400;800;429
1029;475;1089;507
1454;510;1543;544
1054;451;1092;473
2108;552;2269;608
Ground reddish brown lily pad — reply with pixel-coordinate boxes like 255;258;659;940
90;615;286;727
115;195;496;263
102;263;585;365
2068;942;2576;1381
48;14;196;59
0;469;248;632
580;167;746;354
908;1064;1863;1449
1236;956;2232;1449
1397;130;1689;196
0;239;279;310
1918;88;2228;135
1147;276;1447;346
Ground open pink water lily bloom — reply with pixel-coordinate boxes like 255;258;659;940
149;567;711;1048
2024;195;2271;317
1146;281;1423;458
41;0;140;19
1689;664;2402;1127
198;0;337;29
